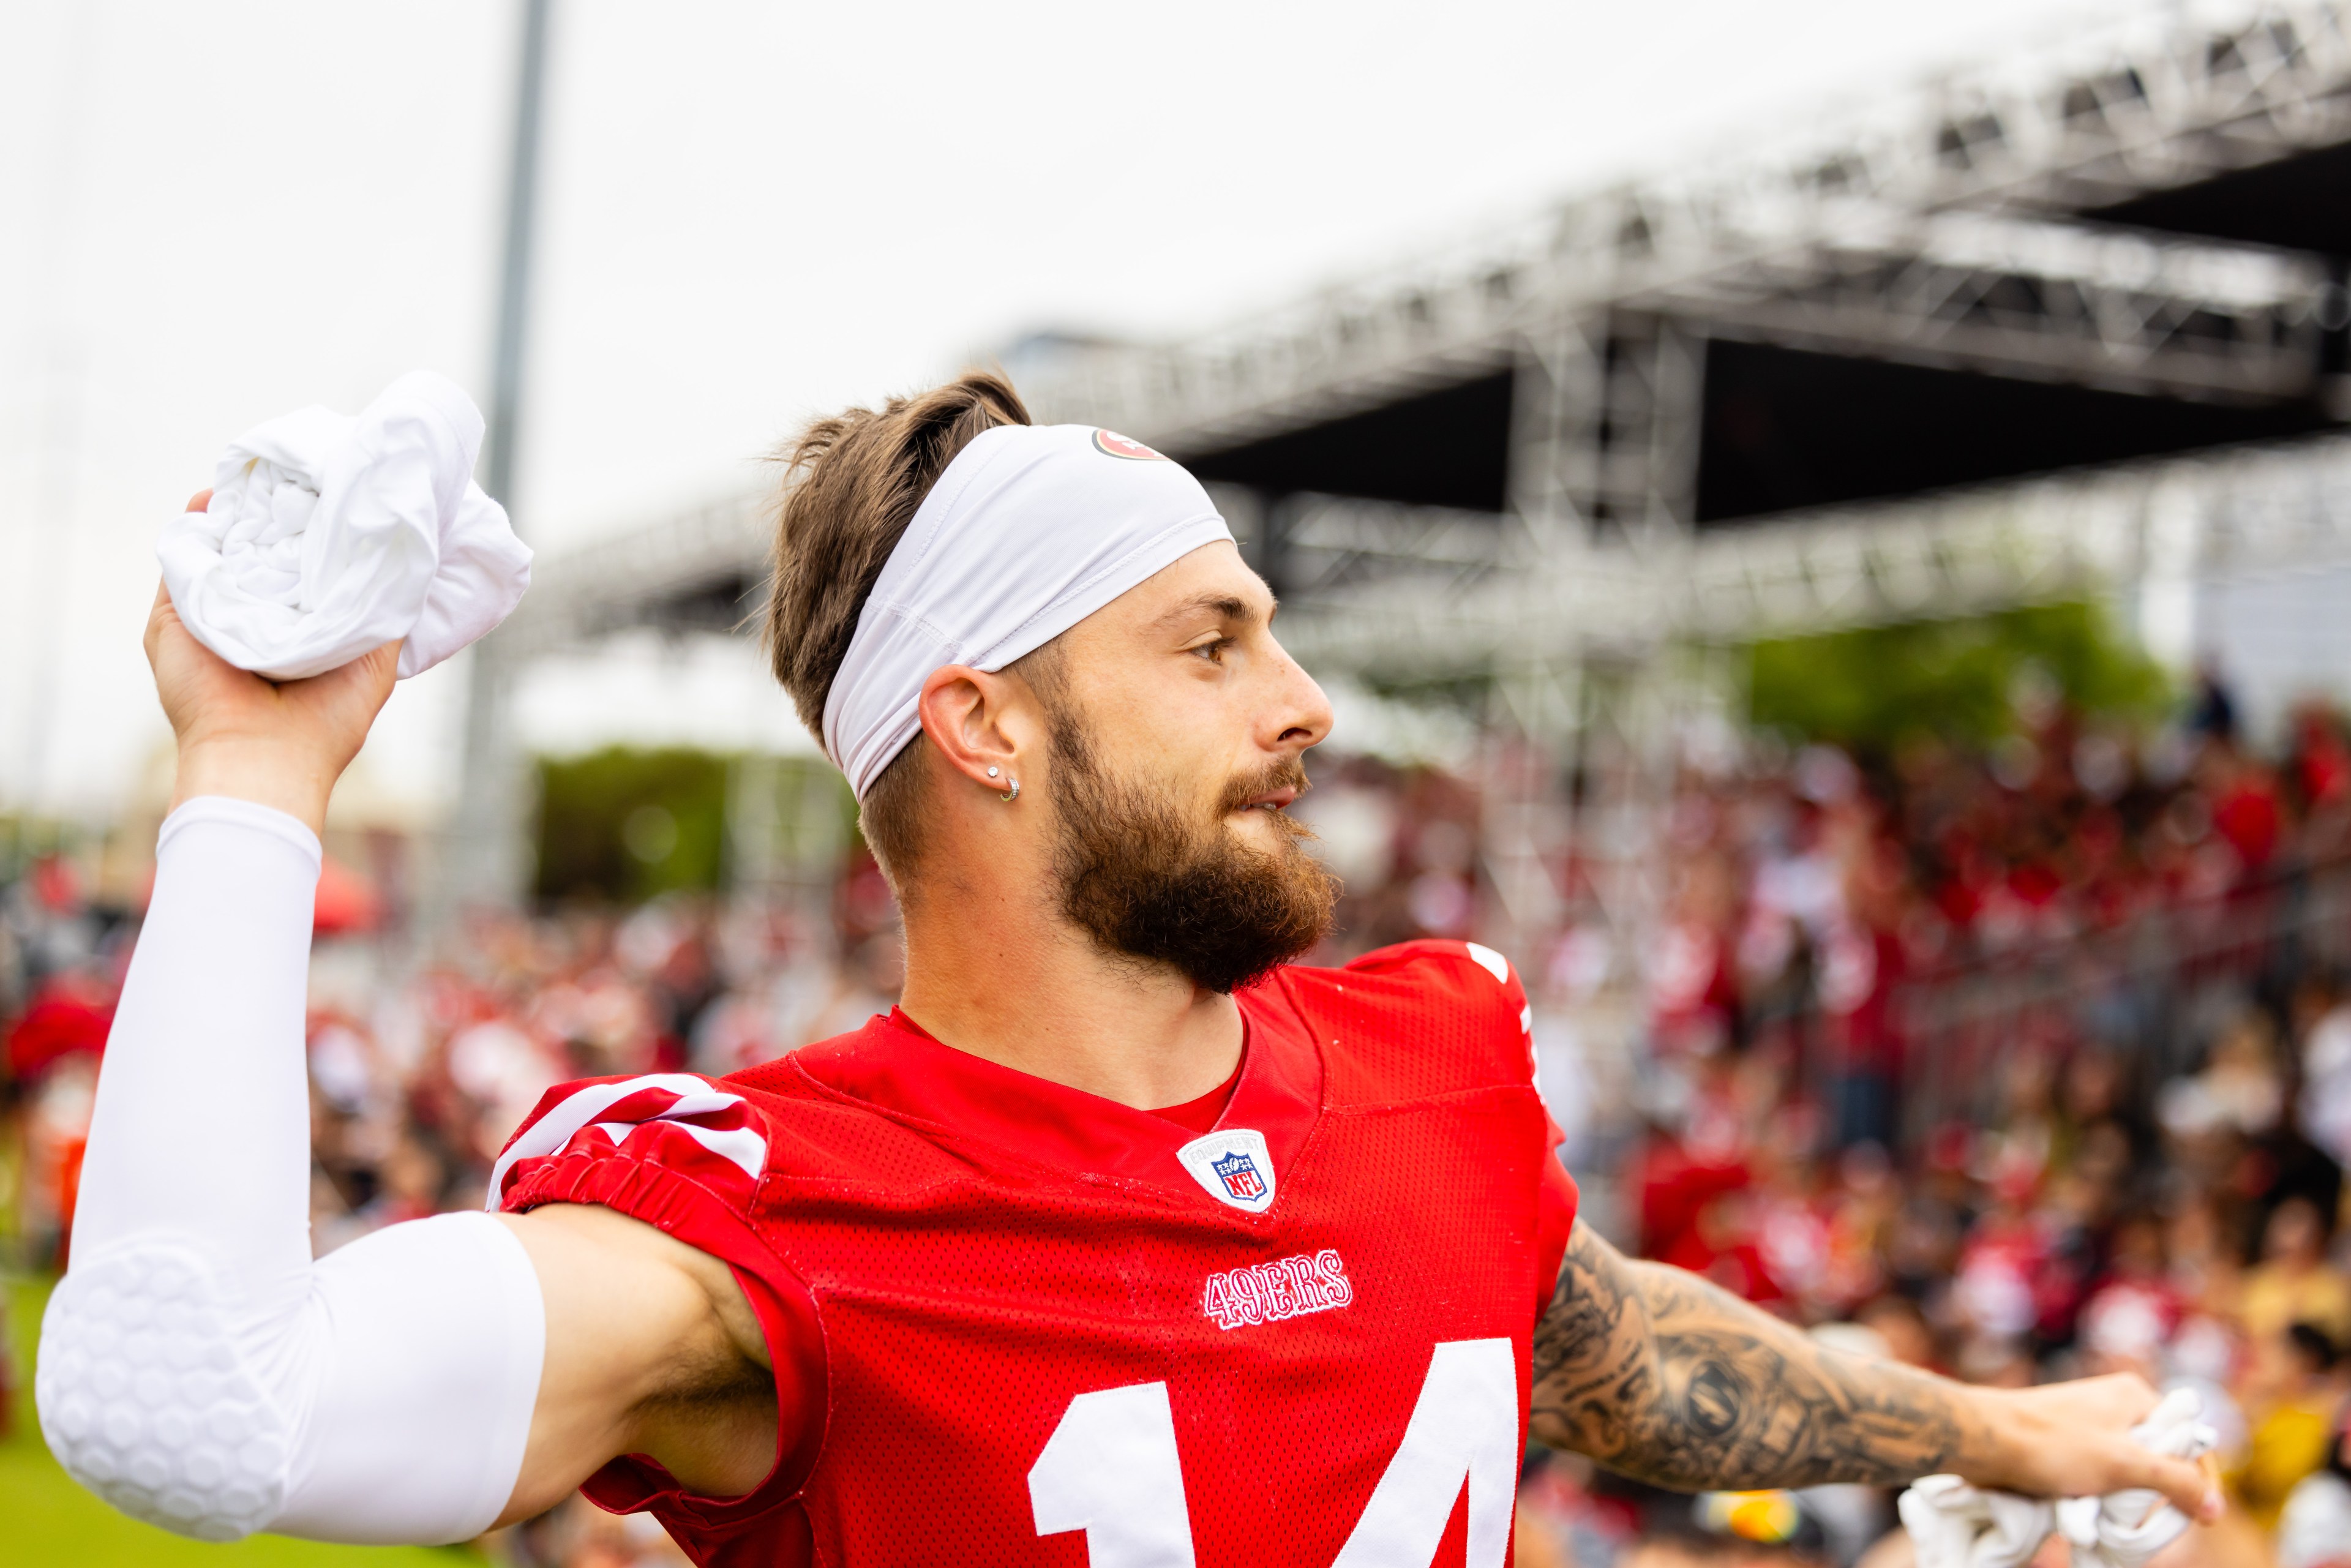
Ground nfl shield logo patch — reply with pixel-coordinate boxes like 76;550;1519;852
1212;1149;1266;1202
1176;1128;1278;1214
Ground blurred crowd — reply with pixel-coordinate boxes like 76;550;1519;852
3;677;2351;1566
1512;677;2351;1568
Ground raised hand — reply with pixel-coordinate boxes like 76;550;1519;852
146;489;400;836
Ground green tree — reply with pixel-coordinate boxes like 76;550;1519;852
1744;601;2169;752
534;746;732;904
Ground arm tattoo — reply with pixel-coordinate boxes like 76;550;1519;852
1530;1221;1981;1491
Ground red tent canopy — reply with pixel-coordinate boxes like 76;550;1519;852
313;854;382;936
7;981;112;1080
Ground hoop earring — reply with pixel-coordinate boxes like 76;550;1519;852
1000;778;1020;803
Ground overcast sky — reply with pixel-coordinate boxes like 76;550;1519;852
0;0;2161;819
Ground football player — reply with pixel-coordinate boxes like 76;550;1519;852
40;375;2216;1564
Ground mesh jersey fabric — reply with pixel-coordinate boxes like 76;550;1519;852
492;940;1577;1567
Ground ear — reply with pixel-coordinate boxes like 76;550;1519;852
917;664;1043;795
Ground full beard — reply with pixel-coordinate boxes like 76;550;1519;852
1047;713;1338;994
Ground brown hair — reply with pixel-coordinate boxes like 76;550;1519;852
763;371;1030;882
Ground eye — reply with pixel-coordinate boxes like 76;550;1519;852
1191;637;1234;664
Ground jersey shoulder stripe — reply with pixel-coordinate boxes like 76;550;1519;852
490;1057;991;1217
489;1071;768;1212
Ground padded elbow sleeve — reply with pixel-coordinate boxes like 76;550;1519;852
39;1244;293;1540
39;1213;545;1545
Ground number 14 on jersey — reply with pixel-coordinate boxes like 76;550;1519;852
1027;1338;1518;1567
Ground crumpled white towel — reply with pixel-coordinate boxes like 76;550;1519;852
1899;1475;2053;1568
1900;1388;2216;1568
158;371;531;681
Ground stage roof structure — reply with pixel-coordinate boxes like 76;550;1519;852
516;0;2351;683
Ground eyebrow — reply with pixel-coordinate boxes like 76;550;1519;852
1152;591;1265;631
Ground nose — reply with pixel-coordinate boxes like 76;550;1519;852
1265;637;1334;755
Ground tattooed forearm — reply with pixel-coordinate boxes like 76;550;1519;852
1530;1221;1982;1491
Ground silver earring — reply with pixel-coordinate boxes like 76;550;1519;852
1000;778;1020;802
986;765;1000;778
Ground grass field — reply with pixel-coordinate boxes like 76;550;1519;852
2;1272;481;1567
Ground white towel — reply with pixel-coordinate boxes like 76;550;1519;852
1899;1388;2216;1568
159;372;531;681
1898;1476;2053;1568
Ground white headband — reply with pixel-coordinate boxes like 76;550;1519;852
821;423;1235;799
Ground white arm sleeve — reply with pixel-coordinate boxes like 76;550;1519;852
35;797;546;1544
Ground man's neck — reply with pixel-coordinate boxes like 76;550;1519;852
895;896;1243;1112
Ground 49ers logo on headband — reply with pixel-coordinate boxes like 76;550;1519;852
1092;429;1167;460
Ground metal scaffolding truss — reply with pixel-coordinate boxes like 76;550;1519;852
1685;427;2351;634
1016;0;2351;452
501;487;770;657
1911;0;2351;211
510;1;2351;689
1636;208;2328;402
1278;497;1529;596
1267;429;2351;678
1018;220;2330;465
509;425;2351;683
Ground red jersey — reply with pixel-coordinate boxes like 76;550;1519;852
493;940;1577;1567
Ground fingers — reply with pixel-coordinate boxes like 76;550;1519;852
1977;1378;2218;1518
2080;1375;2211;1521
144;580;176;666
334;640;402;700
282;640;400;684
353;640;403;707
278;640;402;745
144;579;203;656
2124;1448;2218;1523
